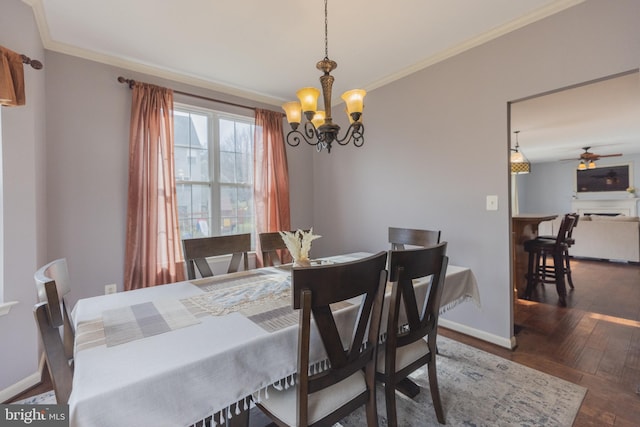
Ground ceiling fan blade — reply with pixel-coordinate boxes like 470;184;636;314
597;153;623;157
559;157;581;161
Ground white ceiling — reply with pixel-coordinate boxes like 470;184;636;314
23;0;639;163
26;0;581;104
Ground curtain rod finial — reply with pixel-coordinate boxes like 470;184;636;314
117;76;135;88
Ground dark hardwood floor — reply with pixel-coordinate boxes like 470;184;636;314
8;258;640;426
441;257;640;426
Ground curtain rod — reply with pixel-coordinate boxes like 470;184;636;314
21;54;43;70
117;76;283;116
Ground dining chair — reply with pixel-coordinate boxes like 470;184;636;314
34;258;75;364
33;280;74;404
255;251;388;427
258;229;310;266
388;227;441;250
376;242;449;426
182;233;251;280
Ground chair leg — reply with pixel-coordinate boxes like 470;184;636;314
525;249;537;299
385;378;399;427
428;358;445;424
365;364;379;427
553;251;567;307
564;249;574;289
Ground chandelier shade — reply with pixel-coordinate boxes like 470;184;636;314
282;0;365;153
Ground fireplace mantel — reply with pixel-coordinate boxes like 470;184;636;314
571;198;639;216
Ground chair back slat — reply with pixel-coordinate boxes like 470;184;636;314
388;227;441;250
182;234;251;279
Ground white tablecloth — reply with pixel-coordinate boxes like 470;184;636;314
69;254;480;427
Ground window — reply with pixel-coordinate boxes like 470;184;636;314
173;104;255;243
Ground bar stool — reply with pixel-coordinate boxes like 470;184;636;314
524;213;577;307
537;213;579;289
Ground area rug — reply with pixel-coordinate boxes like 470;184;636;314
337;336;586;426
12;390;56;405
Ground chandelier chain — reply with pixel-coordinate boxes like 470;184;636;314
324;0;329;59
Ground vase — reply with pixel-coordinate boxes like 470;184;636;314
293;258;311;268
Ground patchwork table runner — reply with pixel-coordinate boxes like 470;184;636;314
102;299;200;347
76;298;201;350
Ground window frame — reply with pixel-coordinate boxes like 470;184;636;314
173;102;255;244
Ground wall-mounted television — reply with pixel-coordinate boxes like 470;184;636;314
575;164;630;193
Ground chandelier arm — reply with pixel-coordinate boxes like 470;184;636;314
334;123;365;147
285;122;324;149
303;121;318;141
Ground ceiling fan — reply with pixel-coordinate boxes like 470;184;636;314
561;146;623;170
561;146;623;161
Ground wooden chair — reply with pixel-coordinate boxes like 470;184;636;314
34;258;74;364
376;242;449;426
524;213;577;306
258;229;310;266
388;227;441;250
182;234;251;280
33;280;74;404
256;251;388;427
537;213;580;289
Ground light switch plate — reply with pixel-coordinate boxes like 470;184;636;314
486;195;498;211
104;284;117;295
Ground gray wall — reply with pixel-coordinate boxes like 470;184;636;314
309;0;640;343
2;0;640;394
0;0;46;394
519;155;640;214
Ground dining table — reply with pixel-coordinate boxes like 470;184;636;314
69;252;480;427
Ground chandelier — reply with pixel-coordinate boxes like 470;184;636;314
282;0;365;153
510;131;531;174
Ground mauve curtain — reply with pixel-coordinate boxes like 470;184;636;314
124;82;185;290
0;45;25;106
254;108;291;266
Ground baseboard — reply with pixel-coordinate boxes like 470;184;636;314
440;318;515;349
0;354;44;403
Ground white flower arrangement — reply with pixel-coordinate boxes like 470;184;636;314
279;228;322;265
626;186;635;193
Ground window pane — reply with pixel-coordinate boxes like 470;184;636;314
174;111;190;147
219;151;236;184
219;119;235;152
236;122;253;154
220;185;253;236
176;183;211;239
236;152;252;184
174;147;190;181
174;110;210;182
